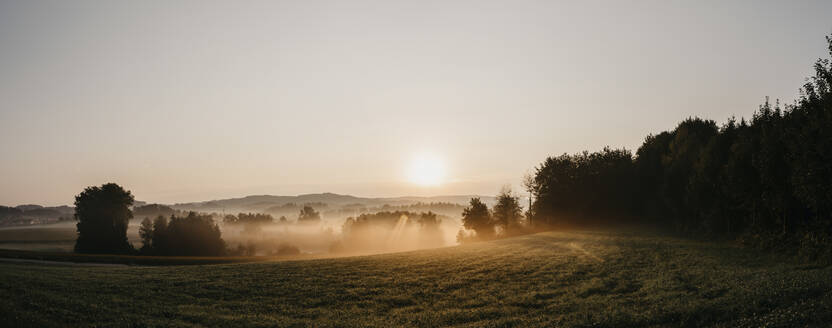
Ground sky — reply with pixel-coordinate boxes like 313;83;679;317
1;0;831;206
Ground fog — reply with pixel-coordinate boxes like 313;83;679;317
220;211;462;256
0;208;464;257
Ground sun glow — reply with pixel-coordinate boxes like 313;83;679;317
406;153;445;186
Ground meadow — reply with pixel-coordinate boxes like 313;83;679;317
0;223;141;252
1;230;830;327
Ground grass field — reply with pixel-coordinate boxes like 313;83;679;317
1;230;831;327
0;248;307;266
0;225;78;252
0;223;141;252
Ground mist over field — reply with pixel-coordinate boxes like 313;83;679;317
0;194;473;256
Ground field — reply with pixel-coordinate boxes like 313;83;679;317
0;223;142;252
0;225;79;252
1;230;831;327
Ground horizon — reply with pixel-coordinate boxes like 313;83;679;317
2;1;832;205
2;190;504;208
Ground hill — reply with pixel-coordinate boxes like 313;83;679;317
0;193;495;227
169;193;496;213
0;205;74;226
1;230;829;327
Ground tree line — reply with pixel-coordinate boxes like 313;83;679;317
72;183;227;256
139;212;225;256
524;35;832;260
459;188;527;242
73;183;328;256
331;210;446;253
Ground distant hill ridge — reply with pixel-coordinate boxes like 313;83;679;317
169;193;497;212
2;193;496;214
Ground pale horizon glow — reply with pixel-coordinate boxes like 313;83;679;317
406;153;446;187
1;1;831;206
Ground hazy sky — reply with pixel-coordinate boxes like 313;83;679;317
1;0;831;206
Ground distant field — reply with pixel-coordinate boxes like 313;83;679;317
0;225;77;252
0;249;308;266
0;223;142;252
1;230;830;327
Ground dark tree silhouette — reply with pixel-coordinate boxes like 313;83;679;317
493;187;523;235
151;215;169;254
73;183;135;254
526;34;832;260
224;212;274;233
298;205;321;223
342;211;415;234
334;210;447;253
634;131;674;224
522;173;536;227
462;198;494;239
531;147;634;227
418;211;444;245
133;203;176;219
661;118;719;232
139;217;153;252
143;212;225;256
418;211;441;230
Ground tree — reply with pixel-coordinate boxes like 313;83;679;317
133;204;176;219
661;118;719;232
492;187;523;235
223;214;239;224
73;183;135;254
152;215;169;255
531;147;634;227
418;211;441;230
522;173;536;227
228;213;274;233
521;33;832;260
635;131;674;223
418;211;444;246
691;118;740;235
461;198;494;239
156;212;225;256
788;37;832;222
140;213;226;256
139;217;154;252
298;205;321;223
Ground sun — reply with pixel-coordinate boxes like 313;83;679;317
406;153;445;186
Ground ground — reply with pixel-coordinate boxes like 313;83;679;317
1;230;831;327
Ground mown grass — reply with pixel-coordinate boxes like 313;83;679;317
1;230;830;327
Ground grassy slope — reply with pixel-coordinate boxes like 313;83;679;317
1;231;830;327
